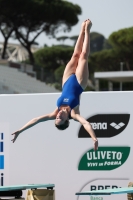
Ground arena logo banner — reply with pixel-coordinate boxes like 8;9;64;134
78;146;130;171
78;114;130;138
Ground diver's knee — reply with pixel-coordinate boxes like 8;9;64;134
79;52;88;60
72;53;80;59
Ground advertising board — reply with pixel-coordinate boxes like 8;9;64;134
0;91;133;200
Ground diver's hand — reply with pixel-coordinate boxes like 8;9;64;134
11;130;21;143
94;139;98;151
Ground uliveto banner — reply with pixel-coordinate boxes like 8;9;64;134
0;91;133;200
78;146;130;170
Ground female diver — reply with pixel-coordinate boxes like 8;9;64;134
11;19;98;150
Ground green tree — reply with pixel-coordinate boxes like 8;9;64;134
34;46;73;84
103;39;112;50
109;27;133;70
90;32;105;53
56;36;69;45
88;49;119;74
54;65;65;90
109;27;133;51
88;27;133;76
69;35;78;46
0;16;14;59
0;0;81;65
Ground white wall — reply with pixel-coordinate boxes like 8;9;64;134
0;91;133;200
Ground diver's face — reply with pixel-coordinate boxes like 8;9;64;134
55;108;68;125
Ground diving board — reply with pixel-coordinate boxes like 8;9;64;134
76;187;133;196
0;184;55;198
0;184;55;191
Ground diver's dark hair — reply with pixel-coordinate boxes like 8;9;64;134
55;120;69;130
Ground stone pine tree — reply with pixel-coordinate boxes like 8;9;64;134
0;15;14;59
109;27;133;70
0;0;81;65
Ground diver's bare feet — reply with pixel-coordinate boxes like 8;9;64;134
81;20;87;33
85;19;92;31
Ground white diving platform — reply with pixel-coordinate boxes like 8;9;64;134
0;184;55;198
76;187;133;196
0;184;55;191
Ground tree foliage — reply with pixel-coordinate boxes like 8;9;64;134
89;27;133;75
89;49;119;74
56;36;69;45
54;65;65;84
102;39;112;50
0;13;14;59
90;32;105;53
108;27;133;70
0;0;81;64
34;46;73;84
32;26;133;90
109;27;133;51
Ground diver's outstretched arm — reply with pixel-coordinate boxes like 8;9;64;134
71;112;98;151
11;108;58;143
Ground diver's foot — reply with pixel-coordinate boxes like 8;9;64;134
81;20;87;33
85;19;92;31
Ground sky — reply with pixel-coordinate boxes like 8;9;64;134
0;0;133;47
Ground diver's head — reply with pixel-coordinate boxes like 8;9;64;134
55;108;70;130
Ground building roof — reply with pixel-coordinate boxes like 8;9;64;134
94;71;133;82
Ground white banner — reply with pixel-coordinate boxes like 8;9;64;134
0;92;133;200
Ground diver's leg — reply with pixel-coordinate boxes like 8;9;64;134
62;21;86;86
75;19;92;89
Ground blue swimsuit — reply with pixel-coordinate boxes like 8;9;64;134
57;74;83;110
